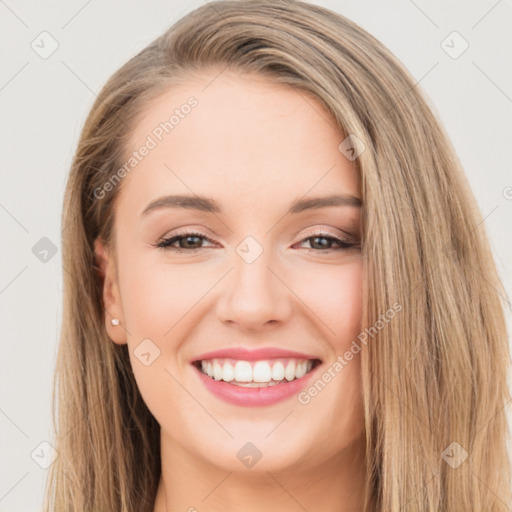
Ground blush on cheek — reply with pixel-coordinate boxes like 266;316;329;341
122;265;203;335
295;261;363;347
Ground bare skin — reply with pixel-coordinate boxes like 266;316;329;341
95;69;367;512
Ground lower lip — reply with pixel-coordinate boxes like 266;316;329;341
192;363;320;407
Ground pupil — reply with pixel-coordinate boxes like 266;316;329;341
183;236;200;248
313;236;329;249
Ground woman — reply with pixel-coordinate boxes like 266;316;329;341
44;1;512;511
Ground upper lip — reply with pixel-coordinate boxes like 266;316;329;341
191;347;321;363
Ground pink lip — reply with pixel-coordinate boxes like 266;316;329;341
192;362;321;407
191;347;320;362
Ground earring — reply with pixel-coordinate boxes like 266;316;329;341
111;318;120;326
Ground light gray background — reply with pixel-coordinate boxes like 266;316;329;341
1;1;511;510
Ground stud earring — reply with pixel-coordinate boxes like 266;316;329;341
111;318;120;326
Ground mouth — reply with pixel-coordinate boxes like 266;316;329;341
191;357;323;387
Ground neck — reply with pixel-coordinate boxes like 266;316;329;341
153;430;368;512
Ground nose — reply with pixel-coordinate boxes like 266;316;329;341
215;245;292;331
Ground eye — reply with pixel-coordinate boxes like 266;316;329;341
155;230;359;254
155;231;215;253
295;233;359;254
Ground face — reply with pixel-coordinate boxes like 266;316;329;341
95;70;364;474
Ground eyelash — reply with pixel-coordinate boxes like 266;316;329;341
155;230;359;254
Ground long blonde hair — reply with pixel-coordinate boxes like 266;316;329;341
45;1;512;510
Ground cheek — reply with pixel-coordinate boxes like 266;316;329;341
120;253;364;446
280;259;365;449
119;255;209;337
335;261;363;341
120;256;197;425
293;258;363;346
120;251;363;347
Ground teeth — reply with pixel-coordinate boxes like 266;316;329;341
213;361;223;381
222;361;235;382
234;361;253;382
296;361;307;379
230;381;279;387
272;362;285;381
285;361;296;381
253;361;272;382
198;357;315;385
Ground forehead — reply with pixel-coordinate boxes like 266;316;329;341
117;70;359;218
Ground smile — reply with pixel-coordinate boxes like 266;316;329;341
193;357;321;386
190;348;323;406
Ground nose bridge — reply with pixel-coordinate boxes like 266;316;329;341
215;234;291;328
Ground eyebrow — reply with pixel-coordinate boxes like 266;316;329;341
141;193;362;217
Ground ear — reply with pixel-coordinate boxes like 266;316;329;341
94;237;127;345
